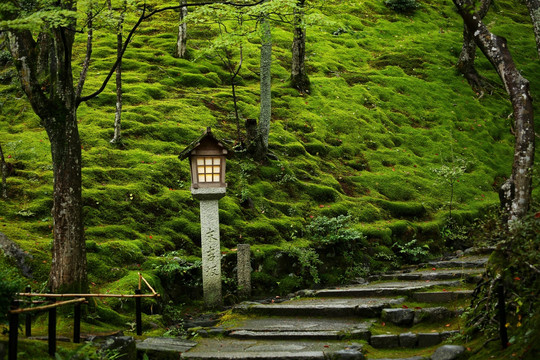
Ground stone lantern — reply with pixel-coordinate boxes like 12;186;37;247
179;127;230;307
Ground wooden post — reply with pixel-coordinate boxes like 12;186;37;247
135;289;142;335
73;303;81;343
8;301;19;360
25;286;31;337
498;282;508;349
48;298;56;357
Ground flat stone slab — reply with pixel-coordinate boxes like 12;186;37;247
371;269;483;282
314;280;462;298
181;339;365;359
235;298;404;317
411;291;473;303
137;337;197;354
426;257;488;269
227;317;373;341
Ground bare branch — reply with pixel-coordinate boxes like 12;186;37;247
77;0;265;105
76;7;94;99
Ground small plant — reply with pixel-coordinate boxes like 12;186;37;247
288;247;322;284
307;215;365;247
432;155;467;219
392;238;430;264
0;268;21;325
384;0;419;13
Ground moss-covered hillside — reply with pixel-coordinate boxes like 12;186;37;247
1;0;539;301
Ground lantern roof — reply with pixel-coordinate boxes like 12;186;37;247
178;127;232;161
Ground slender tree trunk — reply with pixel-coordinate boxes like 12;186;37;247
8;20;88;293
291;0;310;94
454;0;535;225
525;0;540;59
250;9;272;161
175;0;188;58
0;143;7;199
456;0;491;91
111;1;126;144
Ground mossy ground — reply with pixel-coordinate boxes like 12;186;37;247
1;0;540;349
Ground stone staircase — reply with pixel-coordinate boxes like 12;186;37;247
137;251;489;360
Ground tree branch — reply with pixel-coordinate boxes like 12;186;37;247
77;0;265;105
76;7;94;99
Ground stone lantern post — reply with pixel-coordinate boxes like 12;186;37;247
179;127;231;308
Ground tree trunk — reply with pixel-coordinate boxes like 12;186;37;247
291;0;310;94
175;0;188;58
454;0;535;225
8;20;88;293
47;110;87;293
0;143;7;199
525;0;540;59
456;0;491;91
251;9;272;161
111;1;126;144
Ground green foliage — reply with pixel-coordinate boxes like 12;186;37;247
392;238;429;264
462;206;540;359
384;0;419;13
0;267;21;324
307;215;366;247
287;246;322;284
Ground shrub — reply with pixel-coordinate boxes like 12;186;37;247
0;268;21;324
384;0;419;13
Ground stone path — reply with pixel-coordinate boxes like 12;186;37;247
136;251;489;360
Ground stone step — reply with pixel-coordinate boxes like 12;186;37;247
136;337;197;358
180;339;365;360
234;297;404;318
369;330;459;349
314;280;463;298
411;290;473;303
229;330;344;340
423;257;488;269
369;268;483;283
381;307;460;327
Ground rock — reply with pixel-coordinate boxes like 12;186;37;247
333;348;366;359
137;337;197;359
101;336;136;360
417;333;441;347
382;308;415;326
414;307;454;324
430;345;466;360
440;330;460;341
0;232;33;277
370;334;399;348
399;332;418;348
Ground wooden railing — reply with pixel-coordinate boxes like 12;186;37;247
7;273;159;359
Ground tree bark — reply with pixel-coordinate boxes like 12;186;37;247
456;0;491;91
291;0;310;94
453;0;535;225
251;8;272;161
8;15;88;293
0;142;7;199
524;0;540;59
175;0;188;58
111;1;126;144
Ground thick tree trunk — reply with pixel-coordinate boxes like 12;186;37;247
47;110;87;293
454;0;535;225
525;0;540;59
291;0;310;94
0;143;7;199
175;0;188;58
8;21;88;293
456;0;491;91
111;3;125;144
